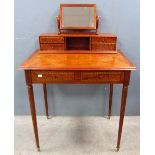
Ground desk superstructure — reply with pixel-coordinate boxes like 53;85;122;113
20;3;136;151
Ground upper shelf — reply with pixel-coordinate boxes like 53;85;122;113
39;33;117;37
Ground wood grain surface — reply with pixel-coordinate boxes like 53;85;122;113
20;50;136;70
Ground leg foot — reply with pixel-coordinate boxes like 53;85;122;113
37;147;40;152
116;147;120;152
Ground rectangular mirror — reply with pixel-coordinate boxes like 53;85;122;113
60;4;96;30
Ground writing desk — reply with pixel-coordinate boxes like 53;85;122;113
20;50;136;151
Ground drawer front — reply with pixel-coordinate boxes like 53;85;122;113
81;71;124;83
91;37;116;44
91;44;116;51
40;44;64;50
31;71;124;83
31;71;75;83
40;37;64;43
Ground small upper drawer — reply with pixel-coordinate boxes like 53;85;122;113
40;44;64;50
39;36;64;43
91;37;117;44
91;44;116;51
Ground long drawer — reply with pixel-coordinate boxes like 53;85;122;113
39;36;64;43
31;71;75;83
31;71;124;83
81;71;124;82
40;44;65;50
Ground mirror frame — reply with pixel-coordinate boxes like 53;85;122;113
60;4;96;30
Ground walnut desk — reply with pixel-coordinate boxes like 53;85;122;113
20;50;136;151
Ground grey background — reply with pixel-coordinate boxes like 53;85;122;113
15;0;140;116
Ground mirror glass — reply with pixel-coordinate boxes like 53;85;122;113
61;6;96;29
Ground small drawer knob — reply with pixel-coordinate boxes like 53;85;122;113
38;74;43;78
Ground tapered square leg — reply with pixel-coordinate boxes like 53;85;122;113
116;84;128;151
108;84;113;119
43;84;49;119
27;84;40;151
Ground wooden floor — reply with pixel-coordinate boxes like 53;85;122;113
14;116;140;155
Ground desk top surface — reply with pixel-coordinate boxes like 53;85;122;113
20;50;136;71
